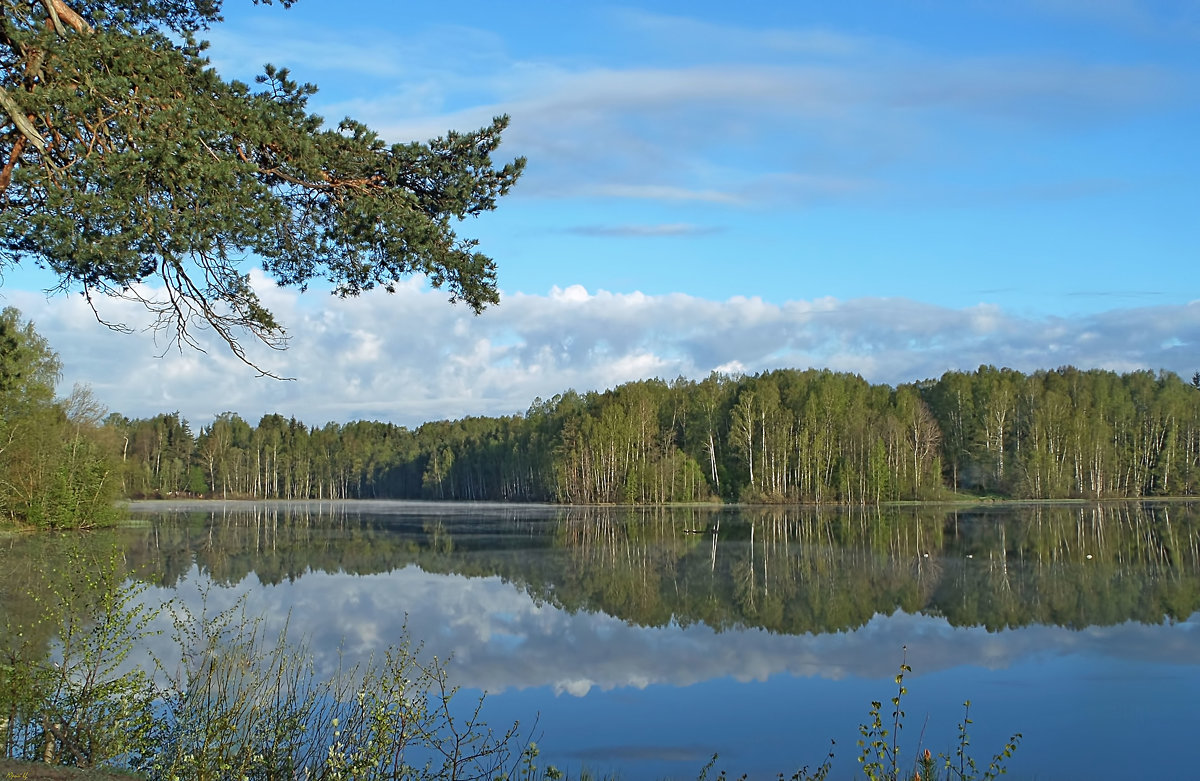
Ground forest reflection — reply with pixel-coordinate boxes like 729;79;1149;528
110;500;1200;635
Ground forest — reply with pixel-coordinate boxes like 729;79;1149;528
105;366;1200;507
4;306;1200;528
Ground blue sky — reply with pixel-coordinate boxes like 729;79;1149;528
214;0;1195;316
4;0;1199;427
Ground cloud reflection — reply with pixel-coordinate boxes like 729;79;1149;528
136;563;1200;698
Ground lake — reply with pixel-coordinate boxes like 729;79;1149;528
5;500;1199;779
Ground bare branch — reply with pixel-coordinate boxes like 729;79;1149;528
0;86;47;153
0;134;27;191
42;0;93;35
79;270;294;381
40;0;69;37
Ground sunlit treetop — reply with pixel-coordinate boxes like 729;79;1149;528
0;0;525;374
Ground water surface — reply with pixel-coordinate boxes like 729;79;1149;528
5;500;1199;779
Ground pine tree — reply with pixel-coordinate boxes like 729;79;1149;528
0;1;524;371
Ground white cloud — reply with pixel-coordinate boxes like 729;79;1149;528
250;14;1182;212
131;557;1200;697
9;282;1198;430
361;56;1170;207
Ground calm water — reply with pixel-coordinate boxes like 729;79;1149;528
6;500;1200;779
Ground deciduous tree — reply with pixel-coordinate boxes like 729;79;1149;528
0;308;119;527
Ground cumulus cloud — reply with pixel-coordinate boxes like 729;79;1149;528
8;281;1198;430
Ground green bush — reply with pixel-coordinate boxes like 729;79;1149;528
2;548;533;779
0;549;157;766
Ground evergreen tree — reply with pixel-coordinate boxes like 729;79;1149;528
0;1;524;370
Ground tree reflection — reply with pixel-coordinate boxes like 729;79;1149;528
13;501;1200;639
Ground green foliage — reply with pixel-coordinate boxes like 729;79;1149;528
0;0;524;368
2;550;541;779
511;743;565;781
0;309;121;529
0;546;159;767
96;365;1200;506
17;433;121;529
853;651;1020;781
941;701;1023;781
0;308;59;405
857;651;911;780
145;593;536;780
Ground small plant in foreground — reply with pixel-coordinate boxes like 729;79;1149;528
148;592;532;780
698;647;1020;781
3;549;539;780
0;547;159;768
857;649;912;779
943;701;1021;781
855;647;1021;781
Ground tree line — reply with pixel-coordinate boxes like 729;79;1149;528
107;366;1200;506
5;305;1200;528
